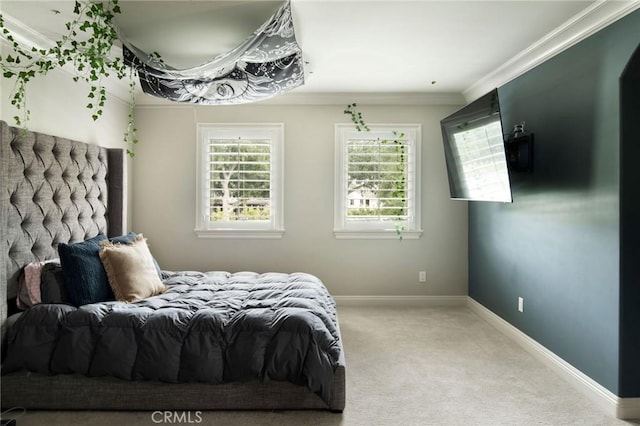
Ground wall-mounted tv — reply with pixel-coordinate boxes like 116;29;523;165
440;89;512;203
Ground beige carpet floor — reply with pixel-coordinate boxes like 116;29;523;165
4;305;639;426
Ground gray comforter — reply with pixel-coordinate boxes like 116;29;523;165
2;271;341;403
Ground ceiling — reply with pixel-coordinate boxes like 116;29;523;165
1;0;637;104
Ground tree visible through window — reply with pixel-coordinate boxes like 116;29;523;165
196;124;284;238
209;138;271;222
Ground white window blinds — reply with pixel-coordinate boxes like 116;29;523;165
335;124;422;239
195;124;284;238
346;137;411;223
207;138;272;222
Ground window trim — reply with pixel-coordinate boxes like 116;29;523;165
334;123;423;240
195;123;285;239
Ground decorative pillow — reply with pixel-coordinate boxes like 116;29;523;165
58;233;114;306
110;232;137;244
16;259;60;309
109;232;163;278
40;262;68;304
99;234;166;302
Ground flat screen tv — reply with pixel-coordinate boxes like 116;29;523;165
440;89;512;202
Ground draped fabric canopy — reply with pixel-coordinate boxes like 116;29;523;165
122;1;303;104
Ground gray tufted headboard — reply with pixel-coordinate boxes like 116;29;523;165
0;120;125;337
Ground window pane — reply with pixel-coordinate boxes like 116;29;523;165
346;138;408;221
334;124;421;238
208;138;272;222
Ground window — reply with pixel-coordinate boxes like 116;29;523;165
195;124;284;238
334;124;422;239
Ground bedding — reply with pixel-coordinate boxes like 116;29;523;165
2;271;341;404
1;120;345;411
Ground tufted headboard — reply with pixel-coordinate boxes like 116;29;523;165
0;120;125;337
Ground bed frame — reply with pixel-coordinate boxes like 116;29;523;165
0;120;346;412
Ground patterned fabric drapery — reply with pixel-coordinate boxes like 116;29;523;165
122;1;303;104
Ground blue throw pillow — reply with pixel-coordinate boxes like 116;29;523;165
110;232;137;244
58;233;113;306
58;232;163;307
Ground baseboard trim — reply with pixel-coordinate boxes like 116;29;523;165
333;295;467;307
467;297;640;420
617;397;640;420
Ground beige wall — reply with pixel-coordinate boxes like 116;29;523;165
0;64;130;151
0;55;468;296
132;103;468;296
1;61;133;228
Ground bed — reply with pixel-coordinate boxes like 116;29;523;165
0;120;346;412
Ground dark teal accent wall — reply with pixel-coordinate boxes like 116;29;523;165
468;10;640;397
620;42;640;397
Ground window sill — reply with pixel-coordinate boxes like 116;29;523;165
194;229;285;239
333;229;423;240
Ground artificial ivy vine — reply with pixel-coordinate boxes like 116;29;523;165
343;103;370;132
0;0;138;156
343;103;407;239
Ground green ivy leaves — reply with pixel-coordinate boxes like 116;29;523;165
343;104;408;239
343;103;370;132
0;0;138;156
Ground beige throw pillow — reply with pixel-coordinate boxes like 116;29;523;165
99;234;166;302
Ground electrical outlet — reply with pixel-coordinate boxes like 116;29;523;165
419;271;427;282
518;297;524;312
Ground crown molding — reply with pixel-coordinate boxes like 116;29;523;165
464;0;640;102
258;91;466;106
1;12;132;104
1;12;51;50
135;90;466;107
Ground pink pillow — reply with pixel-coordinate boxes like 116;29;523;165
17;259;59;309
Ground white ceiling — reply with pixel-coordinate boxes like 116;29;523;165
2;0;639;105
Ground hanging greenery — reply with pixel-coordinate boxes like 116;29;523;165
343;103;370;132
343;103;407;240
0;0;138;156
